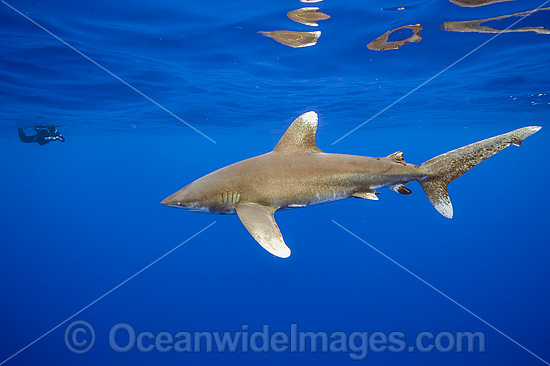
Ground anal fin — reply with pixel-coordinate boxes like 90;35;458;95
235;202;291;258
389;183;412;195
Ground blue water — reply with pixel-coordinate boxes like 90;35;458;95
1;0;549;365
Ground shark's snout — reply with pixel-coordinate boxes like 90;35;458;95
161;185;215;213
161;188;192;208
161;197;182;207
160;194;180;207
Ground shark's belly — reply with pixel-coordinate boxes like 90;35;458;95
269;187;351;209
242;171;360;209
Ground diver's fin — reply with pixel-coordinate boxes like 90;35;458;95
352;191;379;200
235;202;291;258
387;150;405;162
273;111;323;154
419;126;542;219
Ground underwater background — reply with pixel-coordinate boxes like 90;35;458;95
0;0;549;364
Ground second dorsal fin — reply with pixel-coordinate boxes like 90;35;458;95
387;151;405;162
273;111;323;154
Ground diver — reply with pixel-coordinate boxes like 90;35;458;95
18;125;65;145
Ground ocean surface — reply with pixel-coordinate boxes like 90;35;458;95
0;0;549;365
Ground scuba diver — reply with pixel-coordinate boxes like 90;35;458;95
18;125;65;145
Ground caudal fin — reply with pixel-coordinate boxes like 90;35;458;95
419;126;541;218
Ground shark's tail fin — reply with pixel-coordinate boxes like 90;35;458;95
419;126;541;218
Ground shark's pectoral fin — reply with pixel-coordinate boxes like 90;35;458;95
235;202;291;258
352;191;379;200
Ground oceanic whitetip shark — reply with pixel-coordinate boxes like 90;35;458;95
161;111;541;258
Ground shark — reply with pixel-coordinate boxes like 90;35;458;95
161;111;541;258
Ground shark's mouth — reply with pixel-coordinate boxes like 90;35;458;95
165;204;186;209
161;199;214;213
185;207;211;213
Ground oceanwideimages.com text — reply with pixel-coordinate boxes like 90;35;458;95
65;321;486;360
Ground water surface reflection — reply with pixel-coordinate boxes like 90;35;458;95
367;24;423;51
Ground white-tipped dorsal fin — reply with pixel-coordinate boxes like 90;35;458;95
273;111;323;154
235;202;291;258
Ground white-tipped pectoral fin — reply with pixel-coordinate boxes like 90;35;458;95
235;202;291;258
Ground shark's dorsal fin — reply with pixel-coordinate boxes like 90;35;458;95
273;111;323;154
387;151;405;162
235;202;291;258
